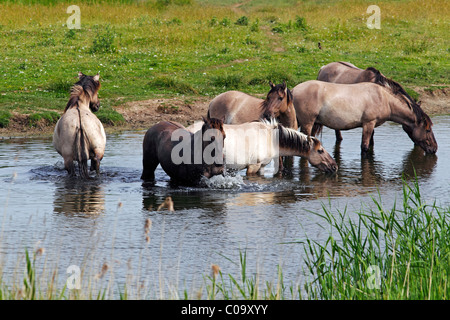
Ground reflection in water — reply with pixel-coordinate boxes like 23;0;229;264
53;178;105;215
400;145;438;179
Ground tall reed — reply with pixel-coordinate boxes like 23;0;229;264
302;176;450;299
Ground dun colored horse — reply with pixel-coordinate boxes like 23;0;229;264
207;81;297;129
316;61;423;143
141;117;226;186
187;118;337;175
293;80;437;154
53;72;106;178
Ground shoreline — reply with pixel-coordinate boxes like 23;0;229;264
1;87;448;140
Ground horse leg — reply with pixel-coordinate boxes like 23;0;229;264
300;122;314;136
246;163;262;175
64;158;76;177
361;121;376;154
335;130;343;143
141;152;159;181
369;130;375;147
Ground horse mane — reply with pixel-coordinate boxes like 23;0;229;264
366;67;431;126
337;61;359;69
64;75;100;112
273;120;312;152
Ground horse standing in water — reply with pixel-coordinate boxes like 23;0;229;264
53;72;106;178
316;61;422;143
141;117;226;186
207;81;297;129
293;80;437;155
187;118;337;175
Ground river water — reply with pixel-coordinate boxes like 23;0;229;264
0;116;449;298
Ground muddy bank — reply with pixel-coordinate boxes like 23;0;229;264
0;88;448;139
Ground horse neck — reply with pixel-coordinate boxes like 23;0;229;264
277;126;310;157
277;104;298;129
66;88;91;113
387;92;416;126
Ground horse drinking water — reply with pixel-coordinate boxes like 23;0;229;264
187;118;337;175
292;80;437;154
316;61;427;144
141;117;226;186
53;72;106;178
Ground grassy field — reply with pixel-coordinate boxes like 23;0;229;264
0;0;448;129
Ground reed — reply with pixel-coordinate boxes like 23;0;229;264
301;176;450;299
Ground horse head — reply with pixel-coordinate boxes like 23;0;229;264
306;136;338;173
200;116;226;178
262;81;293;119
402;102;438;154
78;72;101;112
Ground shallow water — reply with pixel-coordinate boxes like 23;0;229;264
1;116;449;298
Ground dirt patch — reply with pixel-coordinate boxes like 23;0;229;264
413;87;449;116
115;96;211;130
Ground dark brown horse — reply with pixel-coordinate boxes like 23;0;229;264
293;80;437;155
207;81;297;129
316;61;426;144
141;117;226;186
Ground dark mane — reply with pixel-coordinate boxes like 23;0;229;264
64;75;100;112
366;67;430;125
337;61;359;69
277;122;311;152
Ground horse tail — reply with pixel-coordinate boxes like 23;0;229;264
311;123;323;137
74;107;89;178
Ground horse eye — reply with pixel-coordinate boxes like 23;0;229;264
318;149;324;154
278;97;283;101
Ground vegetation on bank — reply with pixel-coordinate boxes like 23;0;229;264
0;0;448;128
1;178;450;299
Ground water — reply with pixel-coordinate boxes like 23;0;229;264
1;116;449;298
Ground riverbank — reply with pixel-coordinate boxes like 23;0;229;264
0;86;448;139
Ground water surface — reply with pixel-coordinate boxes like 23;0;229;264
1;116;449;297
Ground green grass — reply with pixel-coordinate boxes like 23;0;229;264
302;176;450;299
0;0;448;128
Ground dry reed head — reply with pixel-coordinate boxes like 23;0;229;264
157;196;174;212
211;264;221;279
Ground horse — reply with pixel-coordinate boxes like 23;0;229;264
207;81;297;129
292;80;437;155
53;72;106;178
316;61;421;143
141;117;226;186
187;118;338;175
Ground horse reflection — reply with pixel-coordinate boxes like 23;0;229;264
400;145;438;179
53;178;105;215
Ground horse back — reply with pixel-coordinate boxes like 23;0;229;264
318;61;364;83
208;91;263;124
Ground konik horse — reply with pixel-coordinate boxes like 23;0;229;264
207;81;297;129
316;61;425;144
53;72;106;178
293;80;437;154
187;118;337;175
141;117;226;186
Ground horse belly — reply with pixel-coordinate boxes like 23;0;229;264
318;103;364;130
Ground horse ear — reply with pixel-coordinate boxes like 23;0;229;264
269;81;275;88
93;73;100;82
78;71;84;79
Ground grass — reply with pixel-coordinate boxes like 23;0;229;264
0;0;448;128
